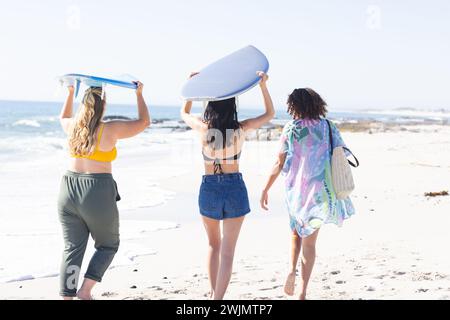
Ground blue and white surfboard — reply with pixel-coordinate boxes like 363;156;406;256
59;73;138;97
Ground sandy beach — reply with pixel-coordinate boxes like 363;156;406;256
1;122;450;300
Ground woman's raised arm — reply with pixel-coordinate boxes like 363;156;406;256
59;86;75;134
180;72;207;132
241;71;275;131
107;81;151;139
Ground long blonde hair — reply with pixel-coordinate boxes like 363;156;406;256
69;87;105;156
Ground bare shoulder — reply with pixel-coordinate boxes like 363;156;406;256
103;119;129;129
184;114;208;132
102;120;121;133
239;119;254;132
196;120;208;133
198;119;208;130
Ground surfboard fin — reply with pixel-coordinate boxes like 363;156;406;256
74;79;81;98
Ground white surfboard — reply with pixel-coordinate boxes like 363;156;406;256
181;45;269;101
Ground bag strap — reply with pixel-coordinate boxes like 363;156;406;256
326;119;360;168
325;119;334;157
343;146;360;168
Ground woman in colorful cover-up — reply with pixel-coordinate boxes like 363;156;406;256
260;88;355;300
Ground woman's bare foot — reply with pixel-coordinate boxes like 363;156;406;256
76;291;94;300
284;272;296;296
297;280;307;300
76;278;96;300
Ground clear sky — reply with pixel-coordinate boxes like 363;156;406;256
1;0;449;110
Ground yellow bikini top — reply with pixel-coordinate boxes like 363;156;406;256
72;124;117;162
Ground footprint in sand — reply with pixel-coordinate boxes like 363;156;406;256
393;271;406;276
336;280;346;284
244;266;262;271
412;272;434;281
101;291;118;297
122;296;147;300
148;286;163;291
172;289;187;294
147;285;160;289
330;270;341;275
259;285;283;291
434;273;447;280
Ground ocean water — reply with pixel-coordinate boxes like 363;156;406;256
1;100;449;284
2;99;449;135
2;99;449;160
0;100;193;283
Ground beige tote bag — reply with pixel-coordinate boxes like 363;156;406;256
326;120;359;200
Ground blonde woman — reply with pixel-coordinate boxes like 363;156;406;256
58;83;150;300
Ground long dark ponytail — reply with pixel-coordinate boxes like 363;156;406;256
203;98;241;149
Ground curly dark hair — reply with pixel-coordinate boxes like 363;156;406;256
287;88;328;119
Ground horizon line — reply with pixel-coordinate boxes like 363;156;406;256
0;98;449;113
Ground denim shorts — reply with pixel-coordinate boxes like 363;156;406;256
198;173;251;220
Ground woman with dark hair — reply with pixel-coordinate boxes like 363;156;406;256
260;88;355;300
181;71;274;299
